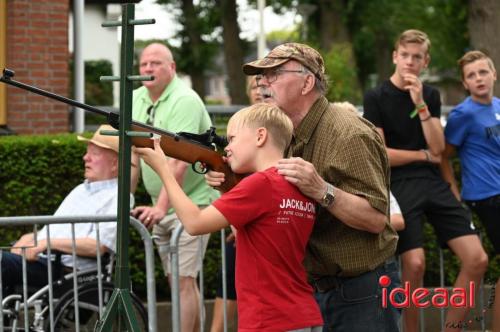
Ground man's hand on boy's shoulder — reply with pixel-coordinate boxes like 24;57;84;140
276;157;326;202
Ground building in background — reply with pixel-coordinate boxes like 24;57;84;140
69;2;121;108
0;0;126;135
1;0;70;135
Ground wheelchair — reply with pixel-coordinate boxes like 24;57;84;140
1;252;148;331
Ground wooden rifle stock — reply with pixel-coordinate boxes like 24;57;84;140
1;68;243;192
128;122;244;193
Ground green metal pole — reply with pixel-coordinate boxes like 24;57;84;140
115;1;134;293
96;3;139;331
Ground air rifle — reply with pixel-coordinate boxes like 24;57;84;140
0;68;244;193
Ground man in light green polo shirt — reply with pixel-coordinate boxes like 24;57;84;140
131;43;218;332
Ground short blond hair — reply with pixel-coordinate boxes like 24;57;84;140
458;50;496;79
395;29;431;54
229;103;293;152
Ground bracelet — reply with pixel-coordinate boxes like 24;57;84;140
420;114;432;121
410;102;427;118
421;149;431;162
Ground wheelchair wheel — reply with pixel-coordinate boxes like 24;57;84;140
44;281;148;331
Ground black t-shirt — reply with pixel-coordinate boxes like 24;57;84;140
363;79;441;181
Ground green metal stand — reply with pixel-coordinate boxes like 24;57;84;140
95;3;154;331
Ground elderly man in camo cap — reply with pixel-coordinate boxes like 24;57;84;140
243;42;329;95
207;42;399;331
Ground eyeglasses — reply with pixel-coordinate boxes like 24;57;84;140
146;104;156;125
256;68;307;85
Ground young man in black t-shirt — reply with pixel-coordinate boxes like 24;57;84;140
363;29;488;332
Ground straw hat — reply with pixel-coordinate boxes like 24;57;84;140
78;125;139;167
77;124;119;153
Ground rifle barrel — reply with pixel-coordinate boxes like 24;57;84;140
0;72;109;117
1;68;243;192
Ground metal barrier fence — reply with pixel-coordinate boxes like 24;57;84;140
0;215;157;332
168;225;224;332
166;227;491;332
411;244;489;332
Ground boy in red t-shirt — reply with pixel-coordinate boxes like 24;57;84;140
137;103;323;331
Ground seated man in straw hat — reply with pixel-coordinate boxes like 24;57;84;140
1;125;137;297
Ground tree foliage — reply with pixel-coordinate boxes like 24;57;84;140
467;0;500;96
149;0;500;105
214;0;249;104
262;0;468;92
155;0;220;98
155;0;251;103
322;43;362;103
347;0;468;87
84;60;114;106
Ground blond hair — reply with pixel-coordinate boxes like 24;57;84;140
458;50;496;79
332;101;358;114
246;76;258;98
229;103;293;152
395;29;431;54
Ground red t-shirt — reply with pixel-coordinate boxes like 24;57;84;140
212;167;323;331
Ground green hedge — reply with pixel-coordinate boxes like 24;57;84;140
1;134;498;299
0;134;84;216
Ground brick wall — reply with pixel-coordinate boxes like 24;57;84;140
6;0;69;134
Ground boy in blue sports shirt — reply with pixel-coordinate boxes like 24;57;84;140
441;50;500;331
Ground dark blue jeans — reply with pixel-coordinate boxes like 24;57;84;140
314;259;401;332
0;252;54;297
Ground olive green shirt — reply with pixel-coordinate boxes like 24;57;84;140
287;96;398;277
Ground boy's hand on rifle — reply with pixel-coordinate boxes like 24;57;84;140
135;138;169;175
205;170;226;188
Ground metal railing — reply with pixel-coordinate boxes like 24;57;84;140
166;227;491;332
399;244;489;332
167;223;208;332
0;215;157;332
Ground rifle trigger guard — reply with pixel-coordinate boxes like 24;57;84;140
192;161;208;175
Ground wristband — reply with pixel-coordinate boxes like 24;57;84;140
420;114;432;122
410;102;427;118
421;149;431;162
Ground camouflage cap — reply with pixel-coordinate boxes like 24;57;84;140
243;43;326;85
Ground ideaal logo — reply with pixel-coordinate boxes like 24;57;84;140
379;275;497;329
379;275;475;309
